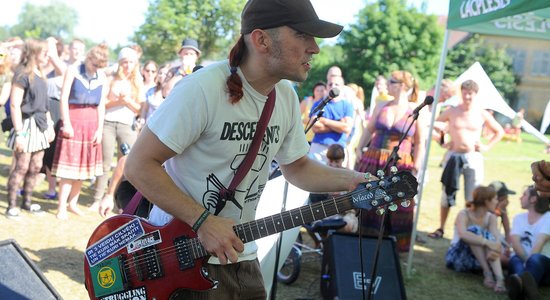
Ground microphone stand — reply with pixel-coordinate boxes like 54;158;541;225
269;106;325;300
364;110;420;300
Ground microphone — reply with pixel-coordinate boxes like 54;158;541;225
311;88;340;114
411;95;434;116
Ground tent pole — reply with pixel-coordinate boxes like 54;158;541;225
406;29;450;276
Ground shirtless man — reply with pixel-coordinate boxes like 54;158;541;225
428;79;504;239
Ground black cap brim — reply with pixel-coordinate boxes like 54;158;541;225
289;20;343;38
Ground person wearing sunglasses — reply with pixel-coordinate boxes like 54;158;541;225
89;47;144;213
355;70;427;252
506;186;550;299
51;44;110;220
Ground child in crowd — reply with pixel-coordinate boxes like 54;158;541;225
445;185;506;294
506;186;550;300
488;180;515;267
309;143;358;233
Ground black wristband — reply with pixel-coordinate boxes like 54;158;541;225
192;210;210;232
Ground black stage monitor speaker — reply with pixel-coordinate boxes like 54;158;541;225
0;239;62;300
321;233;406;300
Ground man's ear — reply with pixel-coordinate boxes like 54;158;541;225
249;29;271;54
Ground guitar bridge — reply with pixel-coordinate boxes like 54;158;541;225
174;236;194;270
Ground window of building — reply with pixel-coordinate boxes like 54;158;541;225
506;48;526;75
531;51;550;76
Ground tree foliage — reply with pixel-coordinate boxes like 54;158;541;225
445;34;519;106
337;0;443;106
132;0;246;64
9;1;78;40
296;43;344;100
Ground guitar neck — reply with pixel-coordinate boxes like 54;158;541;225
233;195;354;244
187;171;417;260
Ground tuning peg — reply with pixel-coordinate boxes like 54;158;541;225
390;166;398;174
377;170;385;178
366;183;373;189
392;176;399;183
376;207;386;215
371;200;379;206
397;192;405;198
384;195;391;202
401;200;411;208
388;203;398;211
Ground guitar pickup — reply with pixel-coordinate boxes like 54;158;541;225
133;246;164;281
174;236;195;271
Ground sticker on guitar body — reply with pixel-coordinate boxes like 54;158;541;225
85;218;145;267
99;286;147;300
127;230;162;254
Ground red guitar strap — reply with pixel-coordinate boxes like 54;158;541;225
124;89;277;215
218;89;276;203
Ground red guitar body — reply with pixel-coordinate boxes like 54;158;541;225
83;215;215;300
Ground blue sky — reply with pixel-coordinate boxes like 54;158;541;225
0;0;450;46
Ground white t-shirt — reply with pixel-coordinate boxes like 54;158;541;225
511;211;550;257
146;60;309;263
105;79;139;125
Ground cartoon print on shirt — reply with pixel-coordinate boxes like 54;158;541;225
521;231;533;250
202;124;279;217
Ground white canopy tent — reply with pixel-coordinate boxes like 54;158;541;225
540;100;550;135
453;62;549;144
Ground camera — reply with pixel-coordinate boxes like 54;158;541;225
120;143;131;156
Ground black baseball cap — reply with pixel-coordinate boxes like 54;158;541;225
240;0;343;38
489;181;516;197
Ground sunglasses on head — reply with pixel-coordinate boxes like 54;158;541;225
388;78;402;84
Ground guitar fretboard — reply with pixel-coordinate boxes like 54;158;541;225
186;193;358;261
234;196;354;243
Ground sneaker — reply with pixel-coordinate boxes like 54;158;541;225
6;207;21;219
43;191;57;200
21;203;43;214
520;272;541;300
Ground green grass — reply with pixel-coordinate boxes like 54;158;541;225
0;132;548;299
403;132;549;300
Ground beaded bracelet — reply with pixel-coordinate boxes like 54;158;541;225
192;210;211;232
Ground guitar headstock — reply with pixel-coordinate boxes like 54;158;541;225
350;170;418;213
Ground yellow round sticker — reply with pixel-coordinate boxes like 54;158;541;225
97;266;116;288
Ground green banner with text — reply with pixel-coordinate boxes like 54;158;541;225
447;0;550;40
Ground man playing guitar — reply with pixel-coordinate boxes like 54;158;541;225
120;0;369;299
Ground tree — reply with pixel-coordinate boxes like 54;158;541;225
10;1;78;40
445;34;519;106
338;0;443;107
296;43;344;100
132;0;246;64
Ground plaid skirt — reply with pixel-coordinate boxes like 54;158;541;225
445;225;496;272
6;117;50;153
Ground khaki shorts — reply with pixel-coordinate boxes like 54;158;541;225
171;259;266;300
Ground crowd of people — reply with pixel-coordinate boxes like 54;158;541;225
1;0;549;299
0;34;202;220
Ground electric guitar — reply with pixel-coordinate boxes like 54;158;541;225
83;170;418;300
